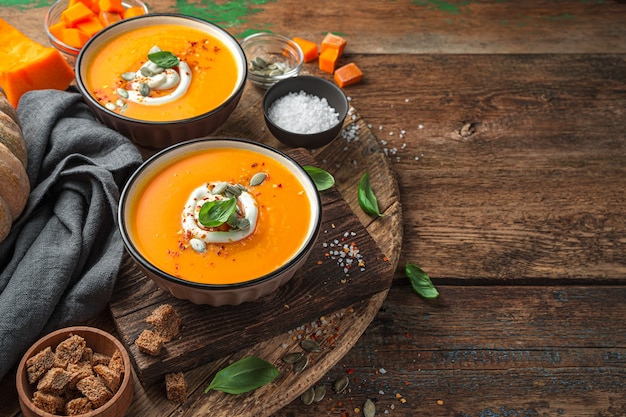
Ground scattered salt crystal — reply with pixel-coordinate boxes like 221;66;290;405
405;98;410;102
268;90;339;134
418;124;424;129
379;368;387;374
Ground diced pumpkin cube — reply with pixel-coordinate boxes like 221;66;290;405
318;47;340;74
334;62;363;88
61;1;96;27
321;32;347;57
75;15;104;37
123;6;146;19
98;11;122;26
69;0;98;13
98;0;125;14
58;27;91;48
292;37;318;62
0;18;75;107
47;21;67;40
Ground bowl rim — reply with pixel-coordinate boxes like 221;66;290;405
74;13;248;126
118;137;323;290
262;75;349;137
44;0;149;56
16;326;132;417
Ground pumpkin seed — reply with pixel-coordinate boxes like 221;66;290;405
227;211;239;228
363;399;376;417
105;102;117;111
252;56;268;69
333;375;349;394
282;352;304;364
117;88;129;99
115;99;125;108
300;339;321;353
250;172;267;187
237;218;250;230
190;238;206;253
226;184;242;197
139;83;150;97
313;385;326;402
120;103;128;114
212;182;228;195
121;71;136;81
293;355;309;373
300;386;315;405
140;66;154;77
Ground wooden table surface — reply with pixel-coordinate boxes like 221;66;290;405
2;1;626;416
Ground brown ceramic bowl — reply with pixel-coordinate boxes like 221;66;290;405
263;75;348;149
16;326;133;417
75;14;247;150
118;138;322;306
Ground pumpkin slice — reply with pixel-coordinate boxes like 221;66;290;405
0;142;29;220
0;18;75;108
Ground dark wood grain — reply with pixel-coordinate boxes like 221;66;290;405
1;0;625;416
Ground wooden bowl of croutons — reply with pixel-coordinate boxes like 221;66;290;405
16;326;133;417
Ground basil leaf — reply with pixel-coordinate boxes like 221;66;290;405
198;198;237;227
148;51;180;68
204;356;279;395
304;166;334;191
357;172;382;217
405;263;439;299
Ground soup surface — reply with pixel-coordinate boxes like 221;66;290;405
129;147;313;285
85;24;240;121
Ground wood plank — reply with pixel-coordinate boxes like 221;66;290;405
274;284;626;416
1;0;626;54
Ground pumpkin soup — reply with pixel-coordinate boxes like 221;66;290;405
128;147;313;285
85;23;240;121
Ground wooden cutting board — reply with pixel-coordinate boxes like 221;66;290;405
109;148;395;385
106;80;403;416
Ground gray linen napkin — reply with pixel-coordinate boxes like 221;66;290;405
0;89;142;380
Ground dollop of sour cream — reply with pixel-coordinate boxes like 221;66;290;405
181;182;258;245
123;46;192;106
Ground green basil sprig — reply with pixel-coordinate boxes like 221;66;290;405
198;198;237;228
358;172;382;217
405;263;439;299
148;50;180;68
304;166;335;191
205;356;279;395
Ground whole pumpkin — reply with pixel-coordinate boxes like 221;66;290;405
0;87;29;242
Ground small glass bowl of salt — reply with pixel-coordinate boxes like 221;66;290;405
263;76;348;149
241;32;304;89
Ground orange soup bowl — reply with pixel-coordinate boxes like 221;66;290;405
75;14;247;149
118;138;322;305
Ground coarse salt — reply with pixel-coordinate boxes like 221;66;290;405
268;90;339;134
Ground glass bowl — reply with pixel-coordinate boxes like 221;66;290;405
240;32;304;89
45;0;148;65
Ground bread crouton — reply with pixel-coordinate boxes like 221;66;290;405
76;375;113;408
65;397;93;415
135;329;164;356
67;361;94;389
36;367;71;393
165;372;187;404
26;346;56;384
55;334;86;367
93;364;121;392
32;391;65;414
108;349;125;377
146;304;181;342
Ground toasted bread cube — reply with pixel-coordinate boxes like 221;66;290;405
135;329;164;356
93;364;121;392
32;391;65;414
146;304;180;342
26;346;56;384
67;361;94;389
55;334;86;367
37;367;71;393
65;397;93;415
165;372;187;404
76;375;112;408
108;349;125;377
